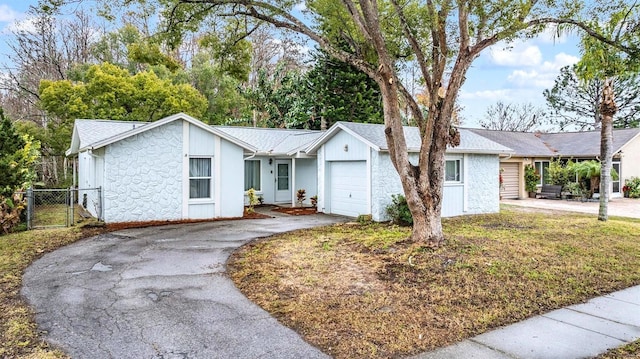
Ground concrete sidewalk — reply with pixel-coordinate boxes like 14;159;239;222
501;198;640;219
412;286;640;359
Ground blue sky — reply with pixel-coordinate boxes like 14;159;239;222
0;1;582;128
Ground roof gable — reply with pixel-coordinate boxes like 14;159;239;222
66;113;256;155
307;122;513;155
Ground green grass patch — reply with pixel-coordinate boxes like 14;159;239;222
0;224;105;358
228;208;640;359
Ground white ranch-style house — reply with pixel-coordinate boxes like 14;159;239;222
66;113;513;223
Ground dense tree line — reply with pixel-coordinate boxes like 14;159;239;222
1;6;382;187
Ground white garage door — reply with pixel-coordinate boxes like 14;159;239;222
330;161;368;217
501;162;520;199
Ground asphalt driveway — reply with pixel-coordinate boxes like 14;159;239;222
22;213;345;359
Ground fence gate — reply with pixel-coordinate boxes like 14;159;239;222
25;187;102;229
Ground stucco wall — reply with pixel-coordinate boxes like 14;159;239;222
620;136;640;182
103;120;183;222
371;152;499;221
465;154;500;215
370;151;418;222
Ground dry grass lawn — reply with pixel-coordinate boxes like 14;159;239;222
228;207;640;358
0;225;105;358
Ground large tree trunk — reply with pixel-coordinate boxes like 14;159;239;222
598;78;617;221
376;70;458;247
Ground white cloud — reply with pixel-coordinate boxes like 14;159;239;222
488;44;542;67
5;16;36;33
293;2;307;12
459;89;513;101
0;4;20;23
507;52;579;88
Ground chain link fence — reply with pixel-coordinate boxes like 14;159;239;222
20;187;102;229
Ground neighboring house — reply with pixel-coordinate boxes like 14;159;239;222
67;113;513;224
469;128;640;199
306;122;513;221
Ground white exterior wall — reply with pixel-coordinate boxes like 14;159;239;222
317;148;326;212
217;139;244;217
187;124;216;219
370;151;419;222
370;152;499;221
294;158;317;205
465;154;500;215
103;120;183;222
620;136;640;183
319;130;370;215
77;150;102;217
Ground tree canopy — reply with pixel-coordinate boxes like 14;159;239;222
0;110;40;197
544;65;640;130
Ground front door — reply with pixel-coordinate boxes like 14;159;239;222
275;160;291;203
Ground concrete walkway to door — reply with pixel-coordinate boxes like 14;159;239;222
22;213;346;359
501;197;640;219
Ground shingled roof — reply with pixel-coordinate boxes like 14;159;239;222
469;127;640;157
468;129;554;157
307;121;513;155
539;128;640;157
214;126;322;155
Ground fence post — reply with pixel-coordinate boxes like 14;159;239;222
26;187;33;230
97;186;103;222
68;187;74;227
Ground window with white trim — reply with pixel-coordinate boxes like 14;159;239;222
189;158;211;199
534;160;550;185
445;159;461;182
244;160;261;191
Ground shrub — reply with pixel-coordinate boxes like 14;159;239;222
246;188;259;213
624;177;640;198
564;182;584;197
524;164;540;193
548;158;575;188
296;189;306;204
385;194;413;226
0;193;26;234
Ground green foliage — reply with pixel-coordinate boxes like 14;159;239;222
246;188;259;213
524;164;540;193
296;189;306;204
0;111;40;197
385;194;413;226
189;51;250;125
240;64;312;128
304;49;383;128
547;158;575;188
0;192;26;234
624;177;640;198
564;182;584;197
40;63;207;123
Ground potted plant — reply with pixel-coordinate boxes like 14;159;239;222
296;189;306;206
524;164;540;198
623;185;631;198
